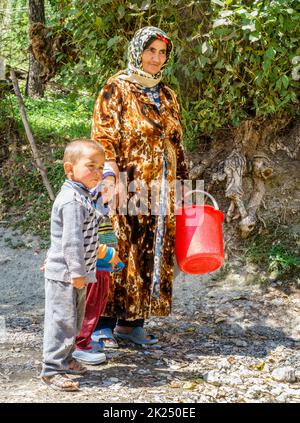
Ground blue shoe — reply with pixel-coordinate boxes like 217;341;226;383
114;327;158;346
72;347;106;365
91;328;119;349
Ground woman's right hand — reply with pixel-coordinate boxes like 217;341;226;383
106;160;119;181
106;160;126;210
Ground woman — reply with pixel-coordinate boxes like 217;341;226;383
91;26;188;346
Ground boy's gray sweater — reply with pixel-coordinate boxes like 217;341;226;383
45;179;102;283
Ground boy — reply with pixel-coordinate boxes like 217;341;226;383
74;164;124;362
41;139;106;391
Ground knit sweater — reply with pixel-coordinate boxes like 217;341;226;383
45;179;103;283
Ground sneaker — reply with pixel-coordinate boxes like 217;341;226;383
72;347;106;365
89;340;104;351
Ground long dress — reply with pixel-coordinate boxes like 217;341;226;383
91;77;189;320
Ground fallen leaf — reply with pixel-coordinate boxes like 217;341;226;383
215;317;227;324
183;381;198;390
250;361;265;371
169;381;181;388
185;327;195;333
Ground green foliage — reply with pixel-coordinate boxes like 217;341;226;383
45;0;300;142
0;89;94;238
1;0;300;240
2;89;94;143
269;245;300;275
243;227;300;281
2;0;300;143
0;0;29;69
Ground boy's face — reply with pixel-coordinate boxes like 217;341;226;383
101;175;116;204
64;147;105;189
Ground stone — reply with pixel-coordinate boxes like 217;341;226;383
276;393;289;403
203;371;221;386
291;324;300;340
232;339;248;347
271;367;296;383
108;377;120;383
0;255;12;265
137;369;150;375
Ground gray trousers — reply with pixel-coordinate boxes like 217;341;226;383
41;278;87;377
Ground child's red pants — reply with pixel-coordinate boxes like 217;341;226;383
75;270;110;350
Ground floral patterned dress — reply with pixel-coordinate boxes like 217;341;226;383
91;76;188;319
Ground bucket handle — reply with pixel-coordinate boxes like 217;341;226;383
184;190;219;210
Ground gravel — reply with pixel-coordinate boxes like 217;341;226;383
1;225;300;403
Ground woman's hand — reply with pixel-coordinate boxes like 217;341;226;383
106;160;127;210
106;160;119;181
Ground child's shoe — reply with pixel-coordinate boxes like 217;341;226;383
72;345;106;365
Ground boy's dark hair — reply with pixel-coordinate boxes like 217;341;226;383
63;139;105;164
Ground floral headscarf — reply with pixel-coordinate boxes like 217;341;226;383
116;26;173;88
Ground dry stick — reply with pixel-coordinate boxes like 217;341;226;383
9;69;55;201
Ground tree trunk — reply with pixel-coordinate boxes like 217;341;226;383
26;0;45;98
11;70;55;200
189;116;292;239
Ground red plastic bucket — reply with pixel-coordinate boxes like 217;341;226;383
175;190;224;274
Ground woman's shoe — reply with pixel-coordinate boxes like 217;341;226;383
91;328;119;349
114;326;158;345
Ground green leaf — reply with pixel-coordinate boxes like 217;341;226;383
235;9;248;15
117;5;125;19
215;60;224;69
198;56;208;67
95;16;104;30
220;10;233;17
211;0;224;6
107;36;120;48
213;18;231;28
249;32;261;43
202;41;209;54
263;60;271;72
264;47;276;60
242;24;256;32
275;78;282;91
282;75;289;89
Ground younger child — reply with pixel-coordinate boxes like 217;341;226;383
41;139;105;392
73;164;124;363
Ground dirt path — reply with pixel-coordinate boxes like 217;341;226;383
1;225;300;403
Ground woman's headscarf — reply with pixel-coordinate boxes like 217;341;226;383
116;26;173;88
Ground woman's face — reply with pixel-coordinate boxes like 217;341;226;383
141;39;167;75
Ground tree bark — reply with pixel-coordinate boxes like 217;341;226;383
26;0;45;98
11;70;54;201
189;117;290;239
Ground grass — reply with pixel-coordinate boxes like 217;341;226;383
0;89;95;240
4;89;94;143
242;226;300;283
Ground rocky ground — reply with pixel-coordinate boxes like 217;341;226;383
1;225;300;403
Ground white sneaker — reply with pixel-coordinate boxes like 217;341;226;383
72;348;106;365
